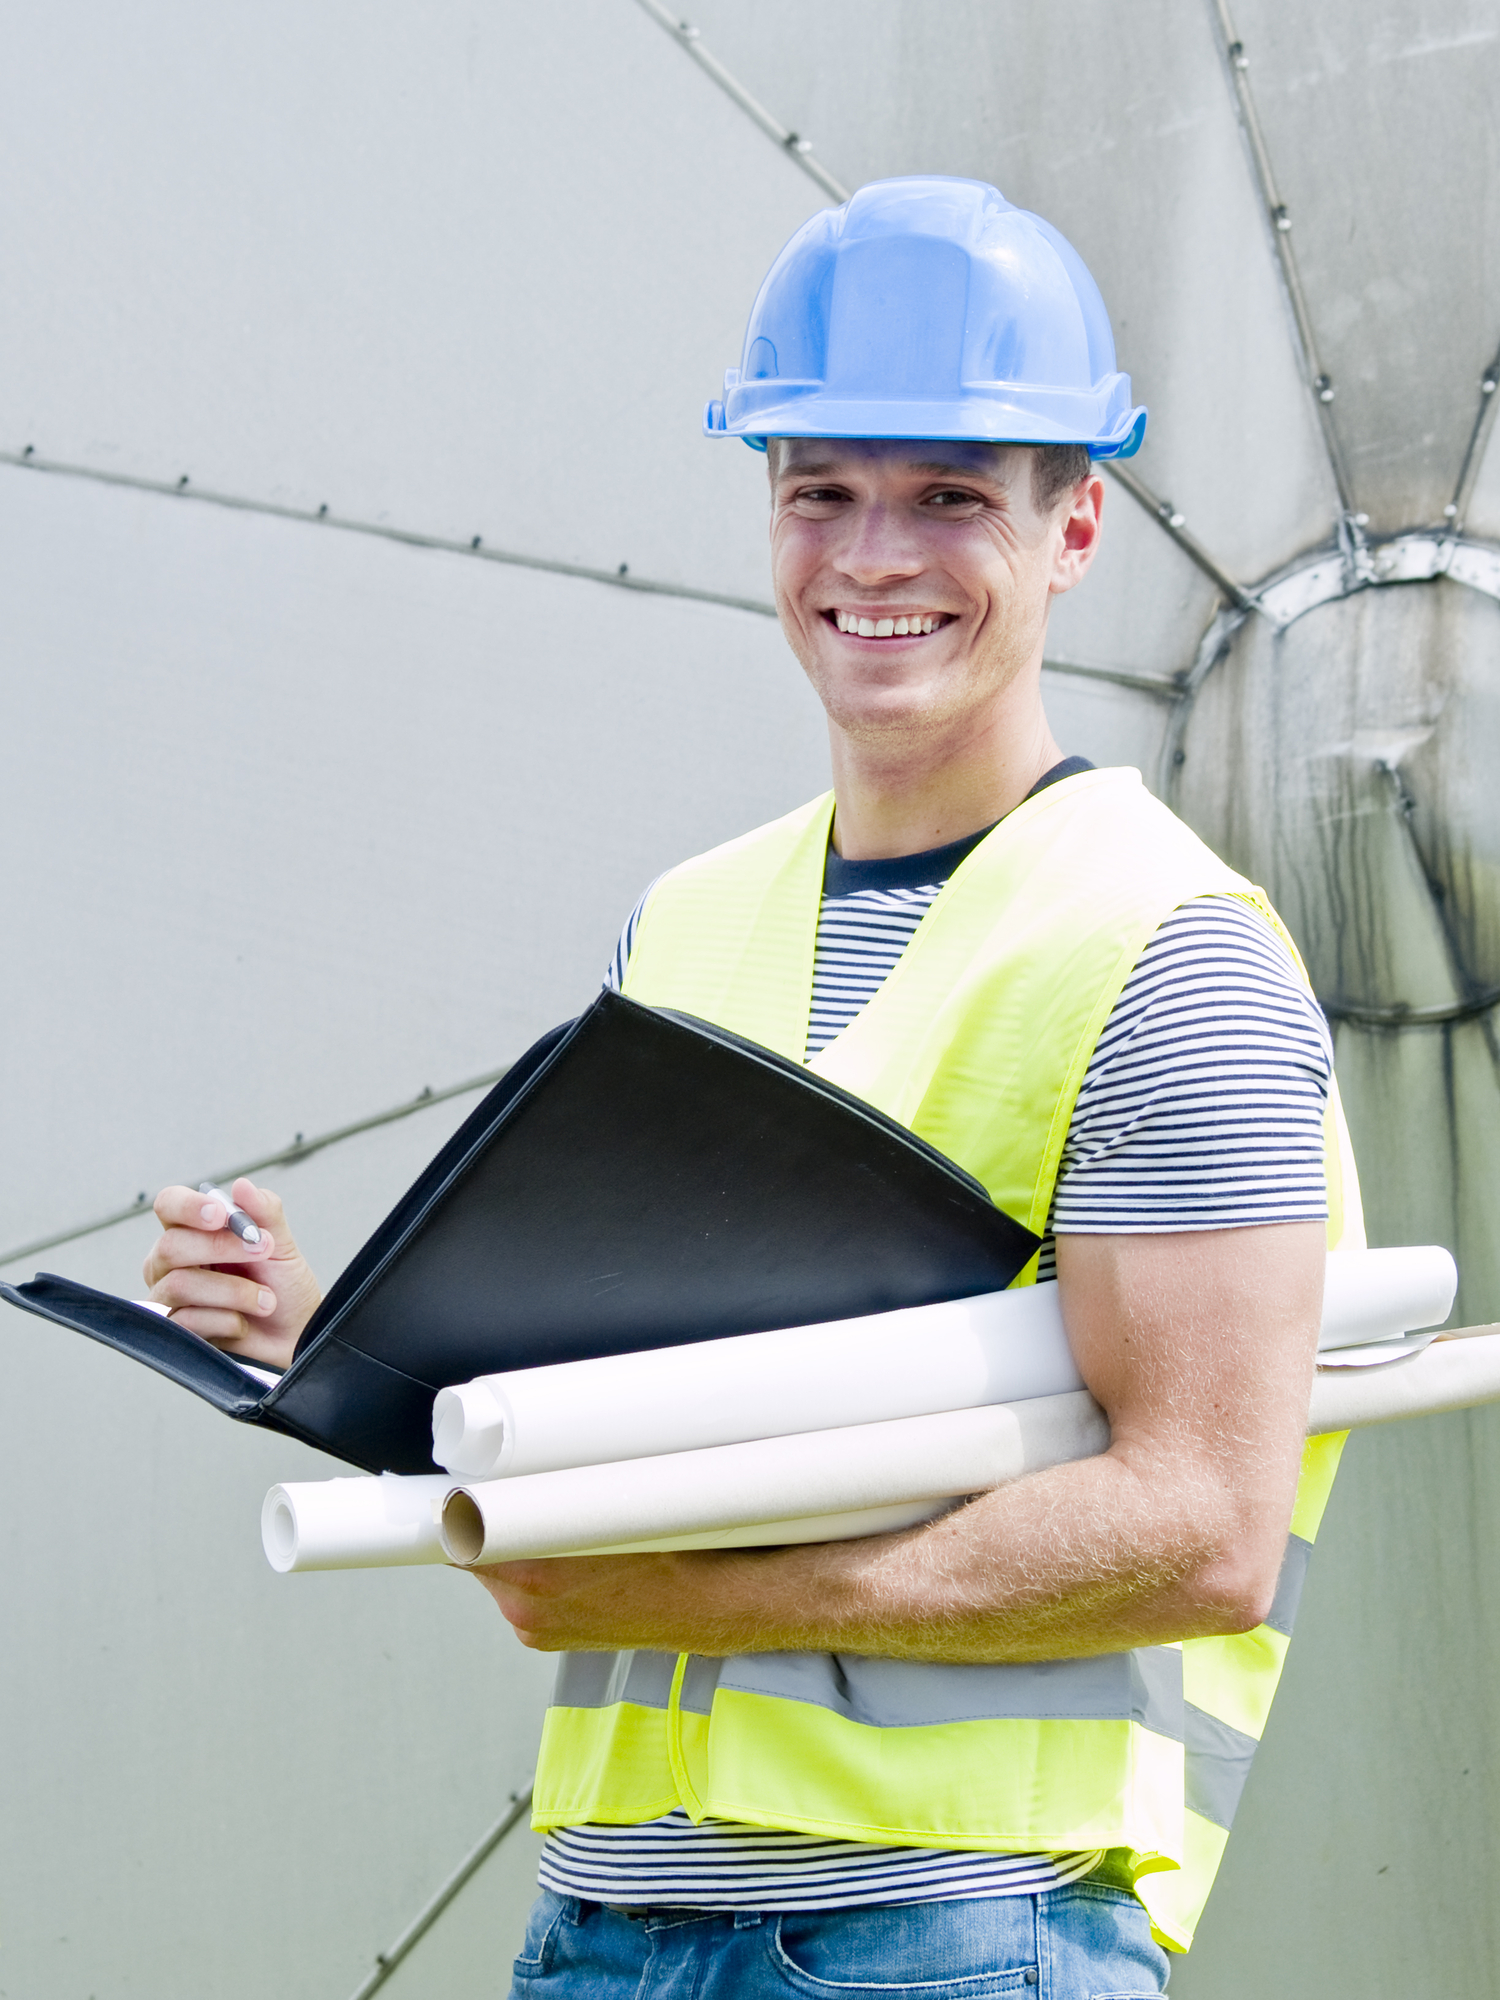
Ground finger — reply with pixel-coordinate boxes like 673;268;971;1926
152;1267;278;1319
167;1305;256;1345
227;1180;294;1244
142;1226;277;1289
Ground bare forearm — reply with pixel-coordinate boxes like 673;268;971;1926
475;1226;1323;1660
474;1434;1289;1661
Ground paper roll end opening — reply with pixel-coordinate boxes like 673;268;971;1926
431;1389;464;1468
262;1491;299;1572
441;1489;487;1565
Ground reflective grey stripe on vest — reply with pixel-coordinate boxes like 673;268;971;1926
552;1650;678;1711
1264;1534;1312;1638
554;1645;1184;1742
702;1648;1184;1741
1184;1702;1259;1831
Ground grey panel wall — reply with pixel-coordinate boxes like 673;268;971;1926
5;3;1499;1996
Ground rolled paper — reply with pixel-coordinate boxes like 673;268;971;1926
262;1473;453;1573
431;1247;1458;1480
267;1326;1500;1573
1317;1245;1456;1361
431;1287;1088;1480
439;1391;1112;1565
1309;1327;1500;1431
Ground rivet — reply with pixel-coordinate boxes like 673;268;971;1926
471;535;483;549
618;562;630;576
177;474;190;488
1273;205;1292;232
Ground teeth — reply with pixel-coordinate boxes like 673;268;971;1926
834;612;942;636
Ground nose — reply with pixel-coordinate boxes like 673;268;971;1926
832;499;926;586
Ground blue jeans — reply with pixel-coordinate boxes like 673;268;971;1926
509;1887;1170;1998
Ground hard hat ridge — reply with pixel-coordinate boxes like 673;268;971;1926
705;176;1146;460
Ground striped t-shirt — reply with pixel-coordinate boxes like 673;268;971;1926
550;765;1334;1911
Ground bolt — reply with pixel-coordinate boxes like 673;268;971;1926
618;561;629;576
1173;749;1186;766
1272;205;1292;232
1228;40;1248;68
22;443;34;458
1354;512;1369;526
1483;377;1497;396
471;535;483;549
177;473;190;488
1315;375;1335;403
1444;503;1458;518
317;502;328;518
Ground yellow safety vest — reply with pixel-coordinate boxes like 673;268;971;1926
531;767;1359;1952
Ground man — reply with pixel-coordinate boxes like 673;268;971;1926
146;179;1354;1995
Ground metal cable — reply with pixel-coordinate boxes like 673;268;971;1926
0;1063;512;1270
1447;336;1500;529
0;449;779;620
1042;654;1185;701
1205;0;1357;514
1102;461;1258;612
631;0;850;203
343;1788;534;2000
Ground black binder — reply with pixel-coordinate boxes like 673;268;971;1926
1;992;1039;1475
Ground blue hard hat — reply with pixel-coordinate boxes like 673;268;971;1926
705;176;1145;459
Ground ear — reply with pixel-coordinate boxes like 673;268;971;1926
1050;474;1105;595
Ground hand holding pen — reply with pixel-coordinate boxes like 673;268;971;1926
141;1178;323;1369
197;1182;263;1244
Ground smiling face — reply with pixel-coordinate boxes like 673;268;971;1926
768;438;1102;758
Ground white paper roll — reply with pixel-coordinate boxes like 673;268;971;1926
1310;1328;1500;1431
1317;1246;1456;1359
431;1286;1085;1479
266;1326;1500;1573
430;1247;1458;1480
261;1474;453;1573
439;1390;1111;1564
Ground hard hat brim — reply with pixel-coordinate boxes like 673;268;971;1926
704;389;1146;461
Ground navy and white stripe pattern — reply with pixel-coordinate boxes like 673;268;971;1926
805;880;946;1054
538;1815;1102;1910
1051;898;1333;1233
570;803;1334;1912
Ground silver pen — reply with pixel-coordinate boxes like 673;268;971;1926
198;1182;264;1246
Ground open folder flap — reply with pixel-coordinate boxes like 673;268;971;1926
0;1273;287;1422
2;992;1041;1475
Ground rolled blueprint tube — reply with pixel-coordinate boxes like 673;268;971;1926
440;1392;1112;1565
1309;1327;1500;1431
431;1246;1457;1480
431;1285;1081;1480
266;1329;1500;1572
262;1474;454;1573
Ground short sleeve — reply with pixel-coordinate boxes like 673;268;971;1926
1050;896;1334;1234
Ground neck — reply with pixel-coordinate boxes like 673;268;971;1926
827;675;1064;862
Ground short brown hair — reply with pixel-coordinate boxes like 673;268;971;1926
1030;443;1092;512
765;437;1092;512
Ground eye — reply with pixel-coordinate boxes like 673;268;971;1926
925;486;985;509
